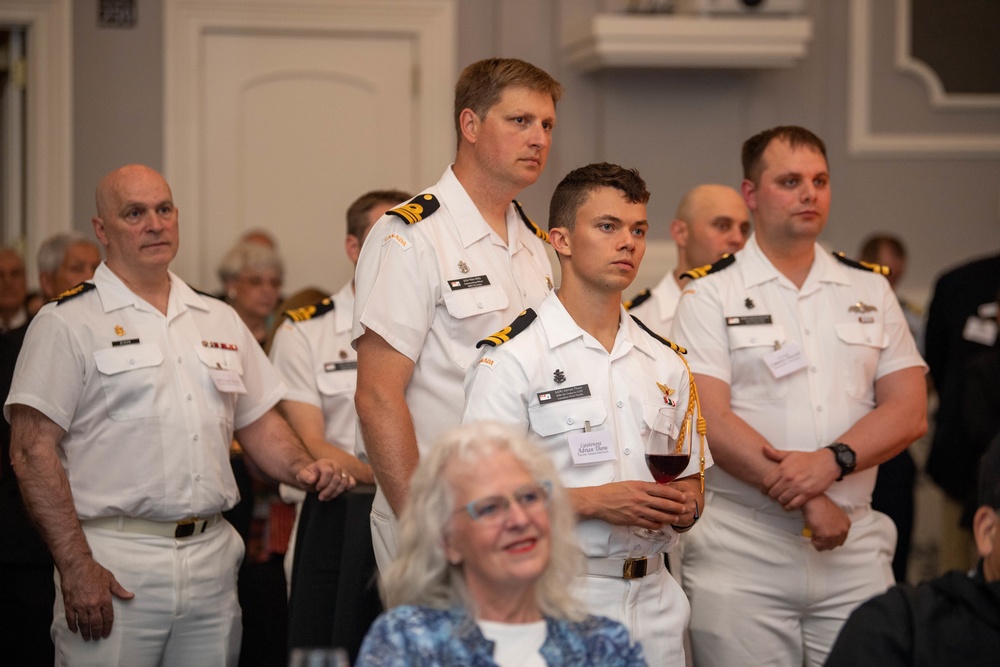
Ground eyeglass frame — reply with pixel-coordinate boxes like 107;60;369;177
456;480;553;524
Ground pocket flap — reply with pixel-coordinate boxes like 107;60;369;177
442;284;509;320
729;323;786;351
94;344;163;376
195;345;244;375
528;396;608;438
835;322;888;349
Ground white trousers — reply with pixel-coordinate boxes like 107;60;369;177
681;496;895;667
370;486;400;575
52;520;244;667
577;564;689;666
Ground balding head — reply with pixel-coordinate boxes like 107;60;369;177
671;184;751;275
92;165;179;281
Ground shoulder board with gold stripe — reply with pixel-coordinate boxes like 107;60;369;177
386;193;440;225
53;282;96;305
680;253;736;281
191;286;223;301
477;308;538;348
623;288;651;311
630;314;686;355
284;297;335;323
513;200;549;244
833;251;890;276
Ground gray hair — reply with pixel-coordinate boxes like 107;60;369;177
36;232;99;275
381;421;585;620
216;241;284;285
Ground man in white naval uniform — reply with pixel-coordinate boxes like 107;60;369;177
671;126;927;667
626;183;750;333
4;165;348;667
353;58;562;570
464;163;711;665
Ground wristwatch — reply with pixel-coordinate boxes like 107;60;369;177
826;443;857;481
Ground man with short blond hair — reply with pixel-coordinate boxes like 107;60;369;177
353;58;561;570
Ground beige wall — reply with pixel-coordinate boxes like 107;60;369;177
69;0;1000;304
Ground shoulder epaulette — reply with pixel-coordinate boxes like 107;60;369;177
53;282;96;305
623;289;651;311
630;314;686;355
513;200;549;244
681;253;736;281
833;251;890;276
477;309;537;348
387;193;440;225
284;297;335;323
190;286;223;300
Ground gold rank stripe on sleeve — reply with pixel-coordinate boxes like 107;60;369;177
386;193;440;225
680;253;736;281
623;288;651;311
284;297;335;323
53;281;96;305
630;314;687;355
513;200;549;244
476;308;538;348
832;251;891;276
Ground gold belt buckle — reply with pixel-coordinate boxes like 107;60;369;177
174;517;202;538
622;557;647;580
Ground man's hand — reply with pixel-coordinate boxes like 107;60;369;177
801;494;850;551
60;554;133;640
570;481;693;531
761;444;840;510
296;459;354;501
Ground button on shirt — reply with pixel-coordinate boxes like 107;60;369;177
463;291;713;558
269;281;357;455
353;166;553;454
3;263;285;521
670;236;925;514
627;272;683;335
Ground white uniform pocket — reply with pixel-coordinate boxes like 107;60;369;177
94;344;166;420
442;283;510;369
528;397;614;486
728;323;789;400
834;322;887;401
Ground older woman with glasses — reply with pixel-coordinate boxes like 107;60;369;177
355;421;646;666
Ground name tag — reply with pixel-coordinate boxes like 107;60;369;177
963;316;998;347
763;341;808;379
726;315;773;326
323;361;358;372
537;384;591;405
568;429;615;465
209;368;247;394
447;275;491;291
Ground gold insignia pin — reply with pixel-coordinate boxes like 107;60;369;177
545;275;554;290
339;349;348;360
114;325;125;337
458;260;469;274
848;302;877;313
656;382;675;396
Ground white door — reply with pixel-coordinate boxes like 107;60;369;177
200;32;414;295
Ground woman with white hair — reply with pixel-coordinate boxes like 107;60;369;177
217;241;284;345
356;421;646;666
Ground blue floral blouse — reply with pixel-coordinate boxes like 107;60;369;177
355;605;647;666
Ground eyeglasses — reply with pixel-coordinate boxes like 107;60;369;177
459;480;552;524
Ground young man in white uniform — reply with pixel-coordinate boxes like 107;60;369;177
5;165;348;667
670;126;928;666
463;163;710;665
353;59;561;570
626;183;750;333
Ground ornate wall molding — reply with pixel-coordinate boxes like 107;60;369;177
848;0;1000;157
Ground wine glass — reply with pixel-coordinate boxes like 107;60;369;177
634;407;691;538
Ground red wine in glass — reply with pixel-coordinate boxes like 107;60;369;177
645;453;691;483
